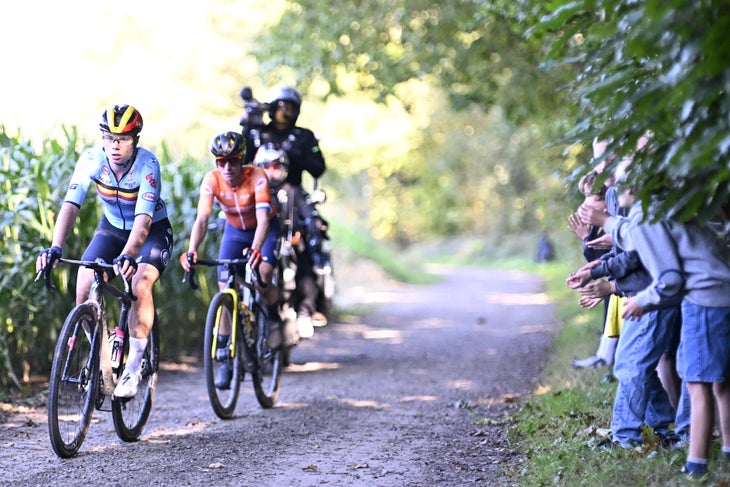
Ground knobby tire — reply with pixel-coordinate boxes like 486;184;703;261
251;305;283;408
47;304;100;458
204;292;242;419
111;312;160;441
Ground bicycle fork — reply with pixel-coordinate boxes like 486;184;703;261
211;289;255;369
211;289;239;360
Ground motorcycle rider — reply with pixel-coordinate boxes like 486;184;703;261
243;84;327;339
253;145;300;347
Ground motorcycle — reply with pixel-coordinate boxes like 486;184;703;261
276;178;335;325
251;142;335;346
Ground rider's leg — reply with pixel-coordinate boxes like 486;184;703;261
115;263;159;397
126;263;160;370
295;248;319;338
74;267;95;305
257;261;285;349
257;261;277;305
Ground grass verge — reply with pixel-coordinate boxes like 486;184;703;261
328;217;439;285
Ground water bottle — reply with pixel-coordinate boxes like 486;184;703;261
110;327;124;368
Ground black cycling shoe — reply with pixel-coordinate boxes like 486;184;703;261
214;362;233;389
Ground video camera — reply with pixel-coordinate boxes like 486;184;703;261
239;86;270;130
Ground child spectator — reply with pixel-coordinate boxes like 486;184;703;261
579;194;730;478
569;187;686;449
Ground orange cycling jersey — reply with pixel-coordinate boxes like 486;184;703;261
198;166;273;230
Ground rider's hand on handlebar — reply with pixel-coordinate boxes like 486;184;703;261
179;251;198;272
113;254;138;281
244;247;262;270
37;246;62;273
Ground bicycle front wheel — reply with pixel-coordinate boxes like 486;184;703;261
112;312;159;441
252;307;283;408
47;304;100;458
204;292;243;419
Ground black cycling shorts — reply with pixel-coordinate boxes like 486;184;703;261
217;216;280;282
82;217;174;274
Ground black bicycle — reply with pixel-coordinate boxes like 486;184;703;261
184;257;283;419
37;258;160;458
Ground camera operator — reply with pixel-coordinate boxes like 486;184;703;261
241;84;327;339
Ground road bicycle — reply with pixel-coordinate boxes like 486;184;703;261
183;257;283;419
37;258;160;458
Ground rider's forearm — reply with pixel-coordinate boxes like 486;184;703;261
120;214;152;257
51;202;80;248
251;210;270;250
187;215;209;253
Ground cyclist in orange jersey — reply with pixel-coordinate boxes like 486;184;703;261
180;131;283;388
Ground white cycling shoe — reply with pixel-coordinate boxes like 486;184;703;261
114;368;141;398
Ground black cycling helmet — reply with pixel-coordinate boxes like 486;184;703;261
210;131;245;158
100;104;143;136
267;84;302;124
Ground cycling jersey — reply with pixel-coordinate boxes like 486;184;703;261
64;146;168;230
198;166;272;230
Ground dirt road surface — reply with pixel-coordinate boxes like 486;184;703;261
0;265;556;486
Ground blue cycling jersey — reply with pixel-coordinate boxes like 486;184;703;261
64;146;168;230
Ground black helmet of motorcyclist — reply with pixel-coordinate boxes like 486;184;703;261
267;84;302;126
253;144;289;188
210;131;245;158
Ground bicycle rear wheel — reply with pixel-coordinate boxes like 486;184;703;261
47;304;100;458
112;312;159;441
252;307;283;408
204;292;243;419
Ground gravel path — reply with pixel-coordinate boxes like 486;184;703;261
0;264;555;486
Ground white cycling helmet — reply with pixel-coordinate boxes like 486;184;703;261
253;144;289;188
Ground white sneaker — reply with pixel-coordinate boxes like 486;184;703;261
114;368;141;398
298;315;314;339
571;356;606;369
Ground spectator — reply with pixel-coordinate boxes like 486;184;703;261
569;187;687;449
536;232;556;263
579;190;730;478
568;140;617;368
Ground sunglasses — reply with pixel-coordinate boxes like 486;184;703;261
216;156;242;167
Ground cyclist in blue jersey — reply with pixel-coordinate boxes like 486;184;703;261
37;104;173;398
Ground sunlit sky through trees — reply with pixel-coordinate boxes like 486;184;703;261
1;0;285;157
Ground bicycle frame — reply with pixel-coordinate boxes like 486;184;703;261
40;256;161;456
190;259;257;362
42;258;136;395
185;254;284;414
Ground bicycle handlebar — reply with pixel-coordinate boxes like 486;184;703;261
182;257;263;291
35;257;137;301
